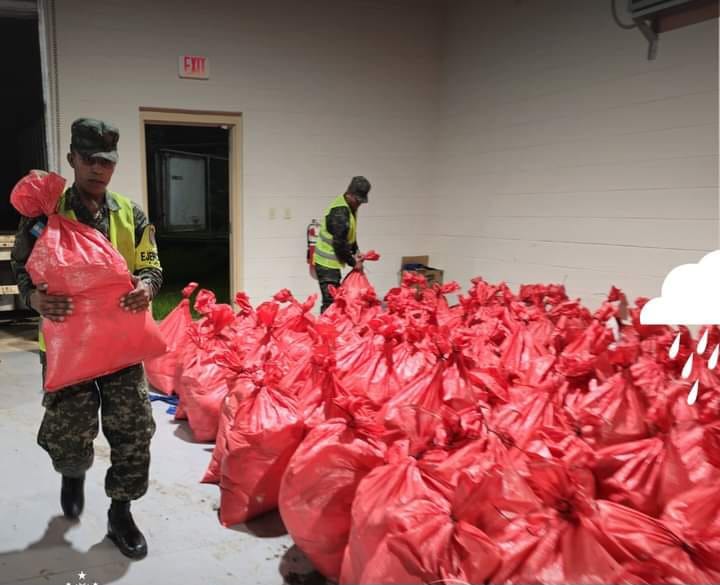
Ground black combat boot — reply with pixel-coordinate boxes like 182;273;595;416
60;475;85;519
107;499;148;560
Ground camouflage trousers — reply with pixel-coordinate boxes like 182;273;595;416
38;357;156;501
316;265;341;313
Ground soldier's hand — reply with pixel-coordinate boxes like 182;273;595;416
353;254;364;272
30;283;73;322
120;276;151;313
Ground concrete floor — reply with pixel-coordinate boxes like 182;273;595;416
0;322;326;585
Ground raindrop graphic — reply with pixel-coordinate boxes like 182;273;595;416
710;345;719;370
681;353;694;379
669;332;681;359
698;329;709;355
688;379;700;405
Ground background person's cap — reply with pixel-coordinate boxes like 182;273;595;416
347;176;371;202
70;118;119;163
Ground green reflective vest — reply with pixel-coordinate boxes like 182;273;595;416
313;194;357;270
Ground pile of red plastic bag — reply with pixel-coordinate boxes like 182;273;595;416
155;253;720;585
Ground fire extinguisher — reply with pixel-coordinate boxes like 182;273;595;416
307;219;321;279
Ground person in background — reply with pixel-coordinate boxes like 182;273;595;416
313;176;371;313
10;118;162;560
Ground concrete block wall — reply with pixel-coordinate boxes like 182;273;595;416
429;0;718;306
53;0;442;304
52;0;718;307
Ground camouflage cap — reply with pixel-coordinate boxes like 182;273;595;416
347;176;371;202
70;118;119;163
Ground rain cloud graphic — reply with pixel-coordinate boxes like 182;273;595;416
641;249;720;405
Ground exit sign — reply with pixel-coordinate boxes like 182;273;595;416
179;55;209;79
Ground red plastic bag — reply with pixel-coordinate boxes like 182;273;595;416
144;282;198;395
382;362;447;425
179;356;230;442
369;425;505;584
295;353;348;428
338;316;403;405
13;172;166;390
10;169;65;216
568;373;649;447
489;375;569;450
704;421;720;469
279;408;385;581
202;385;239;484
592;496;720;583
451;462;540;540
384;495;502;585
340;440;453;585
555;320;615;379
491;460;627;585
592;432;694;517
218;367;305;526
173;292;236;438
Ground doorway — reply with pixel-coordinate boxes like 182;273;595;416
0;13;46;233
0;6;47;320
140;109;243;320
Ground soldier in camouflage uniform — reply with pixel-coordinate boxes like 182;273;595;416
11;119;163;560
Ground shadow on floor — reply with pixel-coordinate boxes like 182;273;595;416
228;508;288;538
279;545;333;585
0;515;131;585
170;420;197;444
0;320;39;353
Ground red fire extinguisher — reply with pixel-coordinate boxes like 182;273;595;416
307;219;321;279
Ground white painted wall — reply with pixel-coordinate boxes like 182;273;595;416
52;0;441;305
430;1;719;307
52;0;718;308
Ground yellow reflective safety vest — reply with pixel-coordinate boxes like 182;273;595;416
38;190;160;351
313;194;357;270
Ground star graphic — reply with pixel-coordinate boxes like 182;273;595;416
78;571;87;581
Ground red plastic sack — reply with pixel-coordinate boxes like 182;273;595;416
323;253;382;324
218;368;305;526
279;410;385;581
661;485;720;581
295;354;348;427
382;362;447;425
384;494;502;585
12;172;166;391
173;290;235;422
592;432;694;517
704;421;720;469
10;169;65;217
202;382;243;484
340;440;453;585
568;372;649;447
179;356;230;442
593;496;720;583
364;421;502;584
490;460;627;585
489;375;569;450
338;316;403;405
144;282;198;395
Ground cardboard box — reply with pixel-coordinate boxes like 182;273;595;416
399;255;444;286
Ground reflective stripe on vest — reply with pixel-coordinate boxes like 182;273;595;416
313;194;357;270
38;190;141;352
